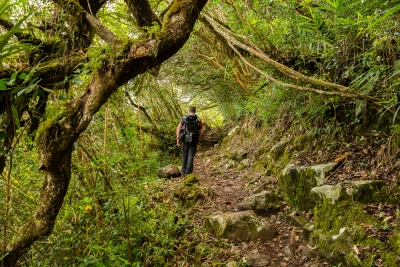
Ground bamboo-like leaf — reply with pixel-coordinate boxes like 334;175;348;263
11;104;20;128
392;104;400;125
360;4;400;35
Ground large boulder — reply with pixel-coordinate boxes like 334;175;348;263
157;165;181;178
311;200;394;266
311;180;386;204
279;162;337;210
205;210;276;241
237;190;281;215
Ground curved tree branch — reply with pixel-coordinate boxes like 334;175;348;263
203;14;388;111
228;40;381;103
203;14;352;93
85;13;119;45
125;0;161;28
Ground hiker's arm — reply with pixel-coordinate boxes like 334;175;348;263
176;123;182;146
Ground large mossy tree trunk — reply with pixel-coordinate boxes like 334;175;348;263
1;0;208;266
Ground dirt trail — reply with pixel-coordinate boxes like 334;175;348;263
165;148;331;267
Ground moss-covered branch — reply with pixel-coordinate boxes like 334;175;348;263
124;0;161;28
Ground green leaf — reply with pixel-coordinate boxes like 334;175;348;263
7;72;17;86
19;72;27;80
16;88;28;97
0;253;9;261
0;78;8;90
361;5;400;35
0;131;7;140
35;88;44;97
392;105;400;125
21;70;36;85
11;104;20;128
11;87;22;95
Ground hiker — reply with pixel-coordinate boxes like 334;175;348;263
176;106;204;177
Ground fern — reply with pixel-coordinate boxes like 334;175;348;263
350;65;390;93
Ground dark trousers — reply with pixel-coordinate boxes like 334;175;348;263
181;141;198;176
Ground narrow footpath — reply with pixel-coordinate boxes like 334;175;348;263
164;146;331;267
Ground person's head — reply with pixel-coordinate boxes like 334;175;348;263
189;106;196;114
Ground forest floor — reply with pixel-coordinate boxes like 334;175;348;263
163;136;400;267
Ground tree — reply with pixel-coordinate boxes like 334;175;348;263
0;0;208;265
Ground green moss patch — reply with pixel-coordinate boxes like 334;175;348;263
279;166;318;210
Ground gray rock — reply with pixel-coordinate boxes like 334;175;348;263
300;245;318;260
225;261;238;267
237;158;250;170
286;212;309;227
157;165;181;178
237;190;281;215
231;148;248;160
243;253;271;267
205;210;276;241
281;243;297;257
311;184;342;204
252;181;269;194
224;159;237;170
311;180;386;204
269;138;291;160
310;162;338;186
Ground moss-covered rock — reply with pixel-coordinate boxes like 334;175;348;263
237;190;282;215
311;180;387;204
389;232;400;255
347;180;386;203
270;138;291;161
310;200;392;266
205;210;276;241
230;148;248;161
279;164;319;210
174;178;208;207
311;228;362;266
183;174;199;186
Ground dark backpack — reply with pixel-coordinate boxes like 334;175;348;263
184;114;199;135
179;114;200;143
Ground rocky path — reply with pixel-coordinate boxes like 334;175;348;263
164;148;332;267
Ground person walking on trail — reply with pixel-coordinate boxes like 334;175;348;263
176;106;204;177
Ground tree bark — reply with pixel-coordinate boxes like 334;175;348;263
1;0;208;266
